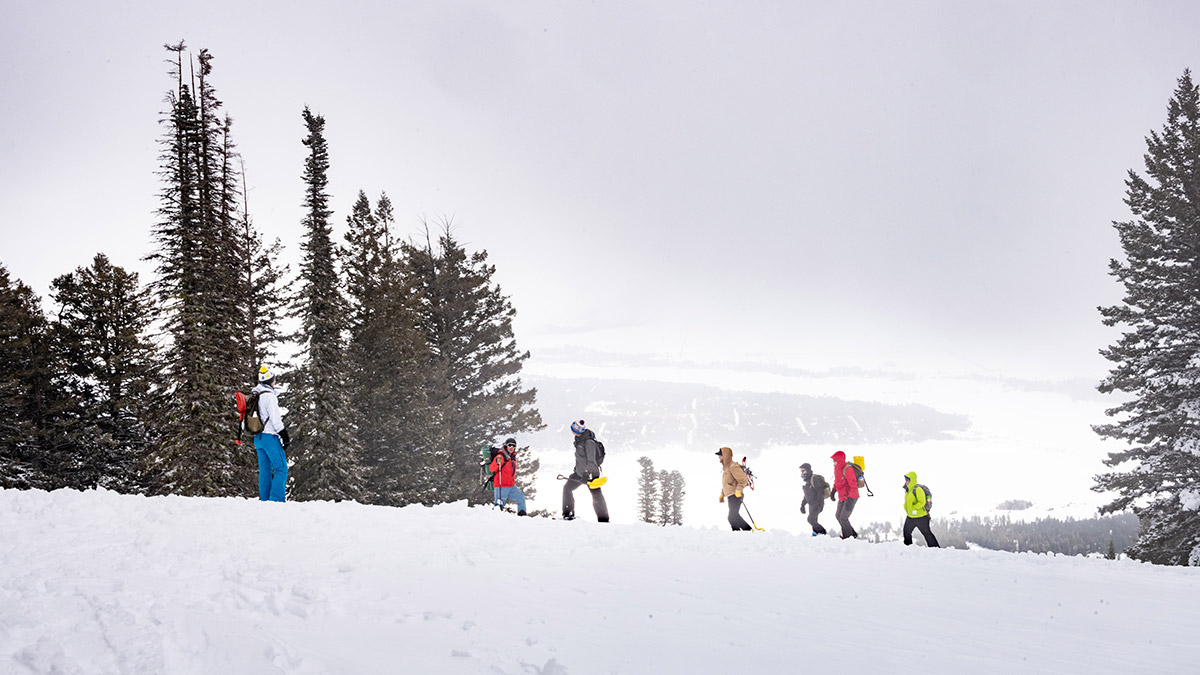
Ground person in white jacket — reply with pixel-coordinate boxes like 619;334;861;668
252;366;289;502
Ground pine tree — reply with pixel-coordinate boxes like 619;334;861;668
0;264;54;489
48;254;159;492
400;224;543;504
288;107;364;502
656;469;671;526
1095;70;1200;566
637;456;659;523
340;191;452;505
146;43;255;497
669;470;686;526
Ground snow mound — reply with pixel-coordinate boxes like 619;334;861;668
1;488;1197;674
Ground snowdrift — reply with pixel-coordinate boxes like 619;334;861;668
1;488;1197;674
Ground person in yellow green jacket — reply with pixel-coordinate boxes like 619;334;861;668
716;447;752;531
903;472;940;547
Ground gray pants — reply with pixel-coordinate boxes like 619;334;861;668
806;502;827;534
562;474;609;522
835;498;858;538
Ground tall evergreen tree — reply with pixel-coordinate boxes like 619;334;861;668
146;42;254;497
0;264;54;489
656;469;671;526
1095;70;1200;565
341;192;451;505
288;107;364;502
400;225;544;504
668;470;686;526
48;254;159;492
637;456;659;523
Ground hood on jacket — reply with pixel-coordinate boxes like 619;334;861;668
717;447;733;465
830;450;846;464
905;471;918;489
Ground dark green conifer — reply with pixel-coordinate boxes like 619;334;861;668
0;264;54;489
1095;70;1200;565
146;43;254;497
48;254;159;492
288;108;364;502
400;225;544;504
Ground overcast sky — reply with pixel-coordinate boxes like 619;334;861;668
4;1;1199;381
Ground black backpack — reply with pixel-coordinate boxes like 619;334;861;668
235;390;264;435
811;473;830;500
594;440;606;466
917;484;933;513
479;445;502;490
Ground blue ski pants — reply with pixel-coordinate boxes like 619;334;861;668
255;432;287;502
494;485;526;512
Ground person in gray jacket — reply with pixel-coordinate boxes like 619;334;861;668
252;366;289;502
799;462;828;536
561;420;609;522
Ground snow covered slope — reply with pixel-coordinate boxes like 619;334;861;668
2;488;1196;674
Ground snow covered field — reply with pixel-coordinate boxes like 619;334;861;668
2;487;1197;674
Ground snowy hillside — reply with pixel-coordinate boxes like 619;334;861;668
2;488;1197;674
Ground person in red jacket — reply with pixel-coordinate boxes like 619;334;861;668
830;450;859;539
489;438;527;515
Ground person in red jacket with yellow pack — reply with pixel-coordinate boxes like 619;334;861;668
830;450;860;539
489;438;527;516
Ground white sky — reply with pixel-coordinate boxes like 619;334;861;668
4;1;1199;380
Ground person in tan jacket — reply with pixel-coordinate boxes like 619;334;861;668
716;447;752;531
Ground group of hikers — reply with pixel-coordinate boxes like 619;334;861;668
244;366;938;546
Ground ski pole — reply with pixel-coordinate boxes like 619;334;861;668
741;502;765;531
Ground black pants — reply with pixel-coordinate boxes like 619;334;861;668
835;498;858;538
806;503;827;534
903;515;940;547
727;495;752;531
562;474;609;522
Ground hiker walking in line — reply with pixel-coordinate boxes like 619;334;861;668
253;366;289;502
562;420;609;522
717;446;752;531
830;450;859;539
903;472;940;547
489;438;527;515
799;462;828;536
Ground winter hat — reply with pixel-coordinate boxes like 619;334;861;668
570;420;586;435
258;365;277;383
799;462;812;472
504;438;517;447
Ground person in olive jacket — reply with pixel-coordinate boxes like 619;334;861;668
903;471;940;547
716;447;752;531
799;462;828;536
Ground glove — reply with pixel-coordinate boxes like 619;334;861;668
801;503;807;514
279;428;291;449
734;491;742;499
719;492;725;503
